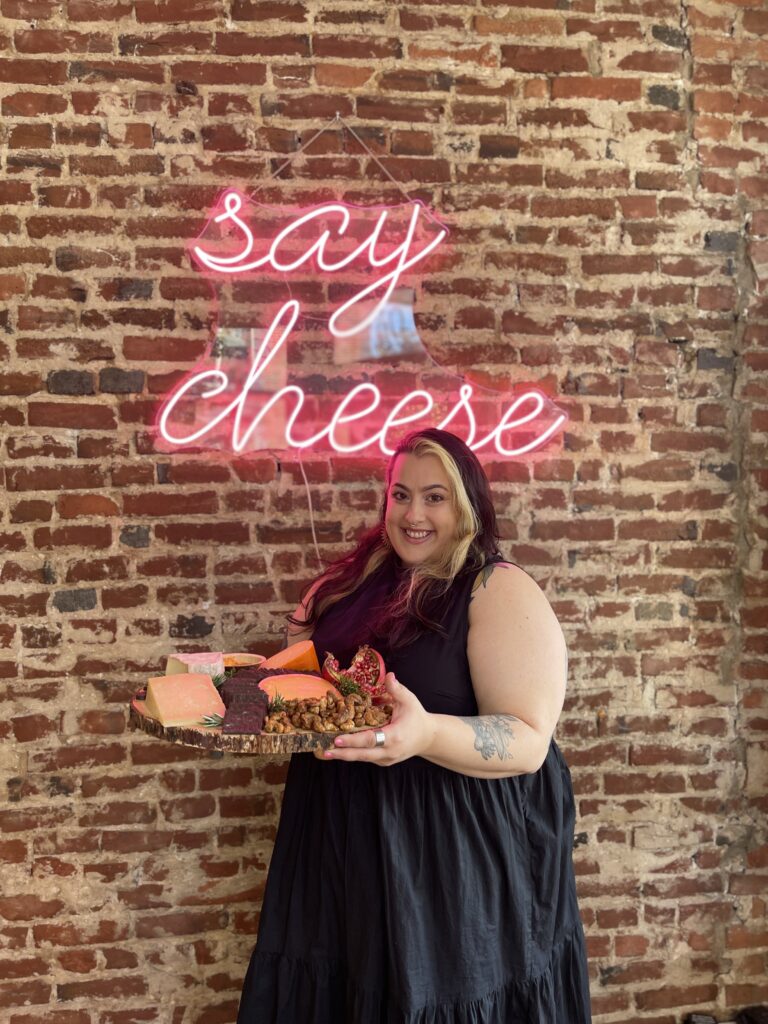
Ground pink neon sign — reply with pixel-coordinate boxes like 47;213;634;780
154;189;568;457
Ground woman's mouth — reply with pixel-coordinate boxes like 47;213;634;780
401;528;434;545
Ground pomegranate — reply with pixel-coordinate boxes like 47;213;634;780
322;644;387;701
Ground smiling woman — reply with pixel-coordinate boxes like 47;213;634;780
236;427;592;1024
383;454;458;565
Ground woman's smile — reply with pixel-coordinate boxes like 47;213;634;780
401;527;435;545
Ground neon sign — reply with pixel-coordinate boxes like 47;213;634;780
154;189;567;457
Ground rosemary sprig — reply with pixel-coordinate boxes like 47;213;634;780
268;691;286;713
211;666;241;689
335;675;362;697
201;713;223;727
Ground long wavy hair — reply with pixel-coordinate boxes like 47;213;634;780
287;428;504;651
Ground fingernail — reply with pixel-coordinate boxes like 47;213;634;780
335;738;344;746
324;751;334;758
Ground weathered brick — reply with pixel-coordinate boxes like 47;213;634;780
0;10;765;1016
52;588;98;612
47;371;95;396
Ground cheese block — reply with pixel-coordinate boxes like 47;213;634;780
223;652;266;669
261;640;320;673
256;672;342;702
166;651;225;679
145;673;225;727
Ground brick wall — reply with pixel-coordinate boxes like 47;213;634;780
1;1;767;1021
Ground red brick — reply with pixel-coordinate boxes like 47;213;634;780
6;466;104;492
27;402;117;430
122;492;218;517
56;494;120;519
0;979;52;1008
313;34;401;60
34;525;112;550
14;29;112;53
8;122;52;149
0;371;42;395
134;0;220;21
551;76;642;101
68;0;132;16
172;60;267;85
0;58;66;84
566;17;643;40
57;977;148;1002
2;0;57;15
215;31;309;57
231;0;306;19
69;154;164;177
315;63;375;88
355;96;439;123
501;45;589;72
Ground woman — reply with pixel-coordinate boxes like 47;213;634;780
237;427;592;1023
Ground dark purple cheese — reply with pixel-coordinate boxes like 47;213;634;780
221;688;268;737
220;677;265;709
222;702;269;735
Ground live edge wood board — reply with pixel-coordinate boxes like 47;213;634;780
130;697;377;755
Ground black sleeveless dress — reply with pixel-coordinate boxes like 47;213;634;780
237;555;592;1023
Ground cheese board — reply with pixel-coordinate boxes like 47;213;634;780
129;695;389;755
128;640;392;755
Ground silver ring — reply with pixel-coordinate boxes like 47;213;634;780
373;730;386;747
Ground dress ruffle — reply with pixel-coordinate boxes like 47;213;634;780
241;923;590;1023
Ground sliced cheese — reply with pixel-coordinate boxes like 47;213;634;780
145;673;226;727
166;651;225;679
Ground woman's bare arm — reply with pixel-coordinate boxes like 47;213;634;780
421;563;566;778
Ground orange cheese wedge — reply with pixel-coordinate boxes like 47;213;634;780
261;640;320;673
257;673;342;703
145;673;225;727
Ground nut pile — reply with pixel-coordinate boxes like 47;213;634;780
264;691;392;734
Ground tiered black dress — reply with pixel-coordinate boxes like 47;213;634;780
237;555;592;1023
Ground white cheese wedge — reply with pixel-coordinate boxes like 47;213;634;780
145;673;225;727
165;651;225;679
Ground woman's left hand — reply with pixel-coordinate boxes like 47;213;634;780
321;672;436;766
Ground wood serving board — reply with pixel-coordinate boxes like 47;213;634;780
129;697;386;756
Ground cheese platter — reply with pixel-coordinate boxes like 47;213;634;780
128;641;392;756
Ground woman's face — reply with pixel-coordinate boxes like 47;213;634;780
384;452;460;566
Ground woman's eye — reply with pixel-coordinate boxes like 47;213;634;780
392;491;442;502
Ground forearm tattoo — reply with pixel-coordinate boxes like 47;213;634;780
458;714;519;762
